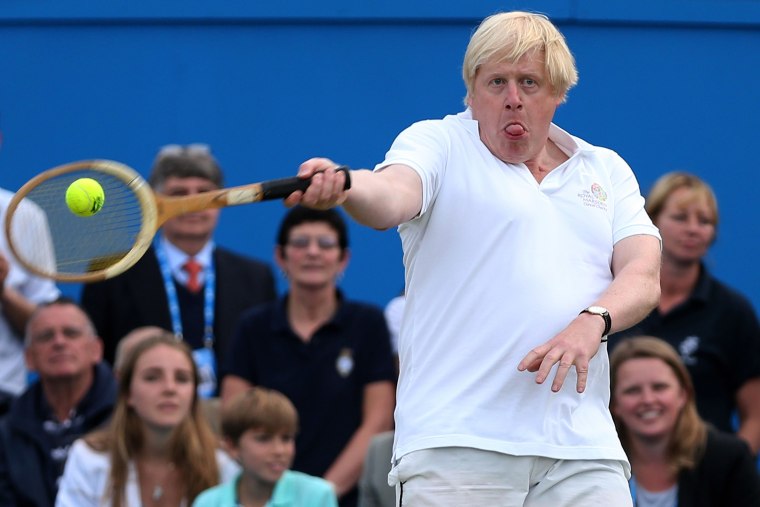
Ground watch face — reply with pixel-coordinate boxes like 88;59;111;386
587;306;608;315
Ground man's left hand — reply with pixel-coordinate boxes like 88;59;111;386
517;313;606;393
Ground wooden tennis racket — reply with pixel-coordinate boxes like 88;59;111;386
4;159;350;282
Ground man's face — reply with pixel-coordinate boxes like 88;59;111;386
158;176;220;246
25;304;103;380
467;51;563;165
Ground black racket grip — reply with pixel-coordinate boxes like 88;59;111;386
260;166;351;201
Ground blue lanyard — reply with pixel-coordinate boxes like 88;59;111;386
155;240;216;348
630;477;637;506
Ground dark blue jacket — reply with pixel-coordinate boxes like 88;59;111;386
677;428;760;507
0;363;116;507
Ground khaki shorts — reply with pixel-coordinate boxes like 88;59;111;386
389;447;632;507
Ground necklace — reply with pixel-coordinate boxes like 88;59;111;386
139;460;175;505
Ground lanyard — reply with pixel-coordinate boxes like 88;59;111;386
630;477;638;506
155;240;216;348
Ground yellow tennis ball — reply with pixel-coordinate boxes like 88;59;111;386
65;178;105;217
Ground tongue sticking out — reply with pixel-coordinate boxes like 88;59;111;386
506;124;526;136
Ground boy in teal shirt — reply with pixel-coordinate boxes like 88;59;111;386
193;387;337;507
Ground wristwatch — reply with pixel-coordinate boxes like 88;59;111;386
580;306;612;339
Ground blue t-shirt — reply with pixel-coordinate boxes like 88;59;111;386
192;470;338;507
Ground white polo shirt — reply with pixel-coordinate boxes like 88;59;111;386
0;188;61;394
376;109;660;464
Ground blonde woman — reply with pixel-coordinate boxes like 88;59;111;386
609;172;760;453
56;333;238;506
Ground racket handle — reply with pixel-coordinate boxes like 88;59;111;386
260;166;352;201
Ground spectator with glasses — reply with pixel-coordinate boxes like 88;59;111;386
221;206;396;507
81;144;276;397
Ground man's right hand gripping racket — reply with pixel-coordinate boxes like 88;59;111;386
4;160;350;283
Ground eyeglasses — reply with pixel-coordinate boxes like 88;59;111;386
157;143;211;158
30;326;90;344
286;236;340;250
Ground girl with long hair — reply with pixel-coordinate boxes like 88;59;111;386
56;332;238;506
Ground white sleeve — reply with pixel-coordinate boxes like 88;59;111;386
55;440;107;507
374;119;450;217
605;150;661;244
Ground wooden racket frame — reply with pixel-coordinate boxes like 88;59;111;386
5;159;350;283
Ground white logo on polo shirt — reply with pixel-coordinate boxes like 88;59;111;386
577;183;608;211
679;335;699;365
336;348;354;378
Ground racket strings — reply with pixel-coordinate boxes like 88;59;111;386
8;168;144;278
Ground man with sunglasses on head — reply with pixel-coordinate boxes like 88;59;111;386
81;144;276;398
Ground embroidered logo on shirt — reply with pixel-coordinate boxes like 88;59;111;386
591;183;608;202
336;348;354;378
679;335;699;365
577;183;608;211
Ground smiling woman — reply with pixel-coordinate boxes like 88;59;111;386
610;336;760;507
55;333;240;507
220;206;396;507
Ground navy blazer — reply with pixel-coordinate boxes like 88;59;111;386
81;244;276;366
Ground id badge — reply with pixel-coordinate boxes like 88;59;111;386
192;347;217;399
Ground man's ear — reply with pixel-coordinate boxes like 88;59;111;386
89;337;104;365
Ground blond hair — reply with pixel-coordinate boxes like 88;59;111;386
646;171;719;230
462;11;578;105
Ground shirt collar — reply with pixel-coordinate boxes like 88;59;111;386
272;291;346;335
456;108;583;159
690;263;712;303
159;235;214;275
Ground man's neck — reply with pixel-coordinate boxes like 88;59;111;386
523;140;569;184
41;371;94;422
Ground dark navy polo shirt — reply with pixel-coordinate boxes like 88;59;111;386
223;292;395;505
609;265;760;433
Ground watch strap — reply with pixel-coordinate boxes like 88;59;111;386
580;307;611;340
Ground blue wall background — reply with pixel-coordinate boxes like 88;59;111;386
1;1;759;312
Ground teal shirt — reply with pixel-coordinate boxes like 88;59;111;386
192;470;338;507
